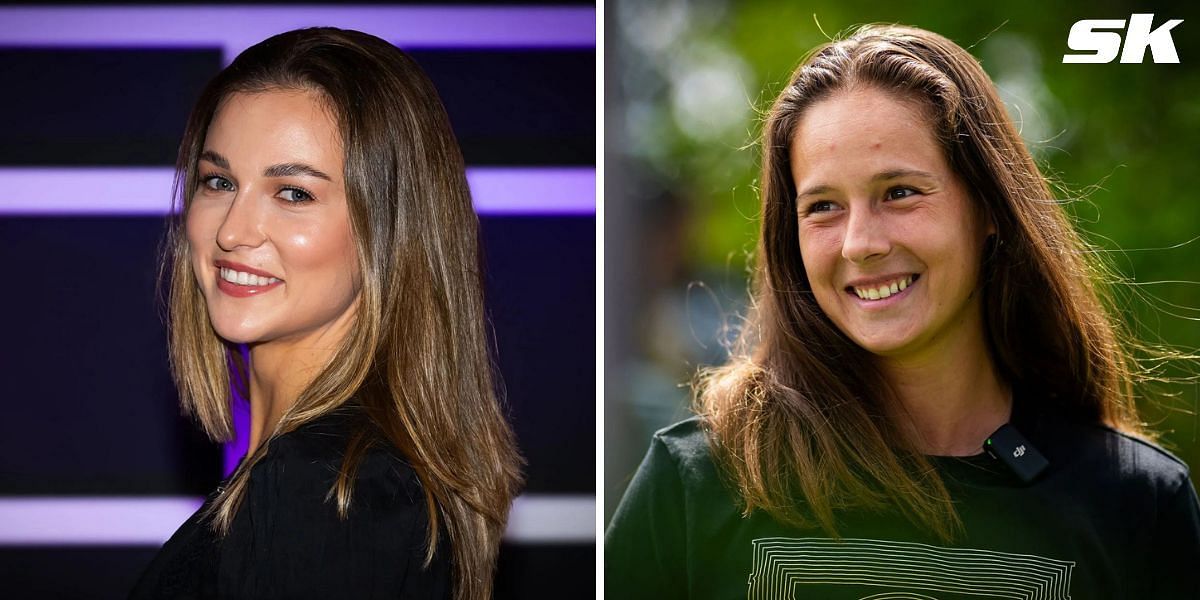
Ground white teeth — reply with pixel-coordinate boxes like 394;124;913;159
853;275;914;302
219;267;279;287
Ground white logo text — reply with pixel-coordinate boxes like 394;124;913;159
1063;14;1183;63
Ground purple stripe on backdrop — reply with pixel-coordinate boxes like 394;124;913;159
226;399;251;477
0;497;205;546
224;344;252;476
0;167;596;216
0;6;595;59
0;495;595;545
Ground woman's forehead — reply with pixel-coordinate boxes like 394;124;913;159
204;90;343;179
789;88;947;184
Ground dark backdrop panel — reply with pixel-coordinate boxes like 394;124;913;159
0;215;594;495
0;543;594;599
495;543;596;598
0;47;594;167
0;217;219;495
41;0;593;4
0;547;155;600
410;49;595;165
482;216;596;492
0;48;222;166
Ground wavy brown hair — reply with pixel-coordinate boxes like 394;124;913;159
160;27;523;600
695;24;1150;541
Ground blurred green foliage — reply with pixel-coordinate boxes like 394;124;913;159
615;0;1199;470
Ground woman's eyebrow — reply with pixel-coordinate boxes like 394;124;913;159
797;183;836;199
796;168;939;198
199;149;333;182
199;150;230;169
874;168;938;182
262;162;333;182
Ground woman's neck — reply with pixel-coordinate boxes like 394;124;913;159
244;308;357;454
878;308;1011;457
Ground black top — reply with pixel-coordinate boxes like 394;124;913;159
130;405;451;599
605;392;1200;599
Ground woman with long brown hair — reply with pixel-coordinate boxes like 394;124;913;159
130;27;522;599
606;24;1200;598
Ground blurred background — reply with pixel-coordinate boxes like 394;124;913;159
0;2;594;598
605;0;1200;522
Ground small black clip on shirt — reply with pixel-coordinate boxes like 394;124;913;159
984;423;1049;484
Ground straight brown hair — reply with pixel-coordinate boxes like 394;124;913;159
161;27;523;600
695;24;1150;541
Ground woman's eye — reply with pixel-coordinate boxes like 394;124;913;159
808;200;837;214
278;188;313;203
886;186;917;200
201;175;233;192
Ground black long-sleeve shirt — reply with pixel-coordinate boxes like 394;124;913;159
606;392;1200;599
130;405;450;599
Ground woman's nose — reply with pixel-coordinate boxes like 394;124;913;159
841;206;890;263
216;191;267;251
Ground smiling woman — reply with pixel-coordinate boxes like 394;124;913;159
792;87;995;379
185;90;362;454
605;24;1200;599
129;27;522;600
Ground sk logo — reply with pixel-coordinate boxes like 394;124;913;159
1063;14;1184;63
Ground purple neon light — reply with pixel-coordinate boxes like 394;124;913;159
0;6;594;58
0;495;593;545
468;167;596;215
0;497;204;546
0;167;595;216
226;396;252;477
224;344;252;476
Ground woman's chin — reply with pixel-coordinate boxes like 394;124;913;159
850;331;919;358
210;323;265;346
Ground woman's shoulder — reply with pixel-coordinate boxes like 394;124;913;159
611;415;738;528
652;415;710;454
645;415;726;488
1071;421;1192;490
250;405;423;507
220;406;449;597
1014;390;1192;493
1026;400;1193;496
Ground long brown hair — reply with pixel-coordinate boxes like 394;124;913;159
161;27;523;599
695;24;1148;541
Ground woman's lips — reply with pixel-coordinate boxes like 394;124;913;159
216;276;283;297
846;274;919;308
213;260;284;298
214;259;281;280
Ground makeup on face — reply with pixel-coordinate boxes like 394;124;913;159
185;90;360;345
214;259;284;297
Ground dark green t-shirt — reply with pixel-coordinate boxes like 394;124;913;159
605;396;1200;599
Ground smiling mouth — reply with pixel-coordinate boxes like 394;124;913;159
219;267;281;287
846;274;920;301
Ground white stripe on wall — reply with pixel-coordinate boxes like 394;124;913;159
0;6;595;60
0;494;594;546
0;167;595;216
505;494;596;543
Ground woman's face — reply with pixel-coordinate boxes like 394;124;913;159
791;86;993;361
186;89;360;346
